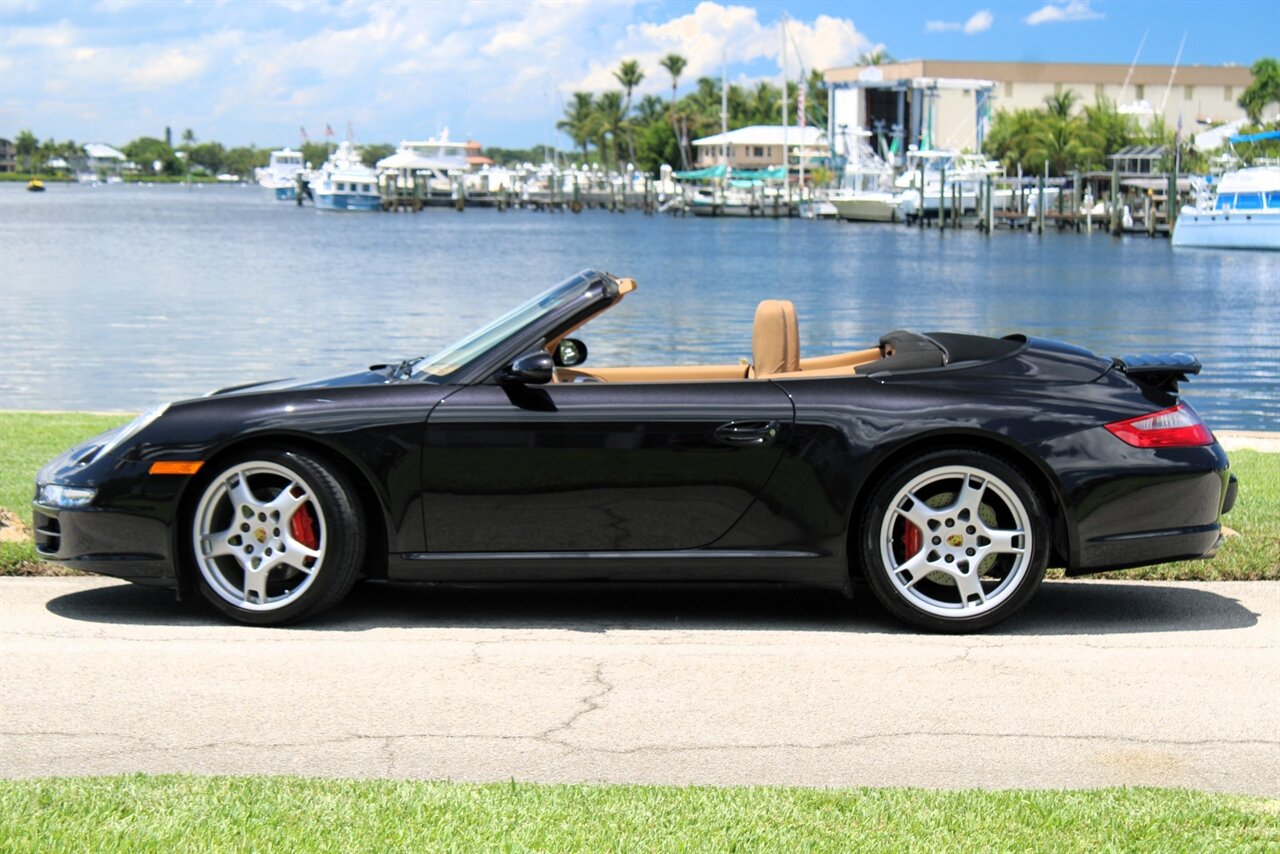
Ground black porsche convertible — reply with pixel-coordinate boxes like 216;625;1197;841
34;270;1236;631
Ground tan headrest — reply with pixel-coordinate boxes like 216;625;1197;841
752;299;800;376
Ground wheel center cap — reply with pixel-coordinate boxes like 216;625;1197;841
254;528;268;544
946;533;964;547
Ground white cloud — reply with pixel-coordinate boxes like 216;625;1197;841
963;10;994;33
926;9;993;34
1024;1;1104;25
567;3;870;94
0;1;879;149
126;48;209;89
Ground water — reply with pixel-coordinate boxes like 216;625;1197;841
1;182;1277;429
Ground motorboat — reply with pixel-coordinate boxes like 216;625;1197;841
257;148;304;201
1172;166;1280;250
376;131;472;199
895;150;1002;220
829;131;900;223
311;140;380;212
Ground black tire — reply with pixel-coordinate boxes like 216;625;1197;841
857;448;1049;633
188;447;365;626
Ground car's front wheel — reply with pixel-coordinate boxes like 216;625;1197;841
190;448;365;625
858;449;1049;632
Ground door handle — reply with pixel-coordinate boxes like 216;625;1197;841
714;420;781;446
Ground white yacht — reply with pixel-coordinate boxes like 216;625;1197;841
311;140;380;212
257;148;304;201
895;150;1002;220
829;130;900;223
1172;166;1280;250
376;131;472;197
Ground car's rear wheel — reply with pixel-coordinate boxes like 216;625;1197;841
190;448;364;625
858;449;1049;632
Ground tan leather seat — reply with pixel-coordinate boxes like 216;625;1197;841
751;299;800;377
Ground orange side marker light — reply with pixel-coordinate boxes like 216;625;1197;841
149;461;205;476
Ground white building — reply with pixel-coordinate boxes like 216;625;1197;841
692;125;827;170
823;60;1259;166
79;143;127;176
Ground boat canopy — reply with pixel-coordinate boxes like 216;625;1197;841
1229;130;1280;144
673;165;727;180
673;164;785;181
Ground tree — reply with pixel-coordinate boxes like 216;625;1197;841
858;48;894;66
805;69;828;129
1238;57;1280;123
1043;90;1079;119
188;141;226;174
591;91;628;169
360;143;396;168
659;53;688;167
14;130;37;172
181;128;196;146
634;94;667;125
614;59;644;164
557;92;596;163
124;136;179;175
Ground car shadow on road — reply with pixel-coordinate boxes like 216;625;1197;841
45;579;1260;636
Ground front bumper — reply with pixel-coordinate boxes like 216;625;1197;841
32;505;177;585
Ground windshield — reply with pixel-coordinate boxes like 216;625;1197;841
412;271;598;381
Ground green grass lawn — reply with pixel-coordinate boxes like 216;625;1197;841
0;776;1275;853
0;411;1276;580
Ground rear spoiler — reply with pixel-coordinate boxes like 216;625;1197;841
1111;352;1201;393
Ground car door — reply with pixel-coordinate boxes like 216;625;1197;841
421;380;795;552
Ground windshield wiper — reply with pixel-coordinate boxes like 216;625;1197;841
388;357;423;380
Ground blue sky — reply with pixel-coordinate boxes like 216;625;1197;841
1;0;1276;149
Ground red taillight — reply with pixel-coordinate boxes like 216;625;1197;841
1105;403;1214;448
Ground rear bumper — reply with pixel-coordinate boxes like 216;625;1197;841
32;505;177;586
1065;522;1223;575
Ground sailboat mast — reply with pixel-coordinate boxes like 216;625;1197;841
781;12;788;188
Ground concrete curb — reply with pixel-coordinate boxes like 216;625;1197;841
1217;431;1280;453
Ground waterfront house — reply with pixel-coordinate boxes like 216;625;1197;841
692;125;827;172
0;138;15;173
73;143;127;178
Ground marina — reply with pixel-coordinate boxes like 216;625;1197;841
1;181;1276;430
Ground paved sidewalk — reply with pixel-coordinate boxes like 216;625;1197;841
2;577;1277;794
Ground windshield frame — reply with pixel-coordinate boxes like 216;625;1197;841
411;270;612;384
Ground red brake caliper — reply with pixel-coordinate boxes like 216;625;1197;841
901;522;922;558
290;502;319;550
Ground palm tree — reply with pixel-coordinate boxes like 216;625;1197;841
745;81;781;125
1042;90;1079;120
858;48;895;66
660;53;688;167
181;128;196;146
592;92;628;169
557;92;596;163
634;94;667;124
1026;115;1102;175
614;59;645;165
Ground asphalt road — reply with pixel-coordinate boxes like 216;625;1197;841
2;577;1277;795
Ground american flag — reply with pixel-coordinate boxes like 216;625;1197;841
797;85;806;129
299;126;308;141
325;124;334;137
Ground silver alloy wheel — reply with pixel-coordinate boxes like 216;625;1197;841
192;460;327;611
878;464;1032;619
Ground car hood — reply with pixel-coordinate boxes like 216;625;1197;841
207;367;397;397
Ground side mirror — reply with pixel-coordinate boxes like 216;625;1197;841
553;337;588;367
501;352;554;385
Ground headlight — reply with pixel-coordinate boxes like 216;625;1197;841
93;403;170;460
36;484;97;509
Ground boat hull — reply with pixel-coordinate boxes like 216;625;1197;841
314;192;381;212
832;197;897;223
272;185;296;201
1172;212;1280;250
